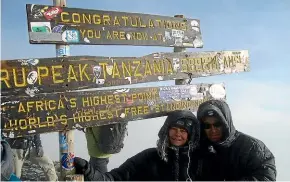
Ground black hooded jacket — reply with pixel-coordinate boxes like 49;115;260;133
197;100;277;181
78;110;203;181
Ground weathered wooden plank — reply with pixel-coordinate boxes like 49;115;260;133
1;83;226;138
26;4;202;47
0;50;248;96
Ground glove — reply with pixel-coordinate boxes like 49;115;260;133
75;157;104;181
36;147;44;157
74;157;89;175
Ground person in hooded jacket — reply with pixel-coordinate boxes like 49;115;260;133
5;134;58;181
74;110;203;181
197;99;277;181
1;139;21;181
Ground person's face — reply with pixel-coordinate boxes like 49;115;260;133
168;127;188;146
203;116;223;142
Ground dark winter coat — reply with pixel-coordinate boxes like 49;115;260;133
6;134;42;150
79;110;203;181
197;100;277;181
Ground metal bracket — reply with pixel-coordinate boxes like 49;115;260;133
187;73;193;84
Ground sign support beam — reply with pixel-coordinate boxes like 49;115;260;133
53;0;83;181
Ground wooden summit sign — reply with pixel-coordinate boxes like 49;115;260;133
26;4;203;47
0;50;249;96
1;83;226;138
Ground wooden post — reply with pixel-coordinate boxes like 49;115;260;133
53;0;83;181
174;15;188;86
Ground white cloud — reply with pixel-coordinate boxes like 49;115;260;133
40;80;289;180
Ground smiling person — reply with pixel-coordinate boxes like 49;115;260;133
197;99;277;181
74;110;204;181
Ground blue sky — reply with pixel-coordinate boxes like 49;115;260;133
1;0;290;180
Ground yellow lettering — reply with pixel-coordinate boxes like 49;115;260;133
144;105;149;114
152;34;158;41
60;114;68;125
114;95;121;104
133;60;142;77
124;107;130;116
130;17;138;27
52;65;64;84
48;100;56;110
26;101;34;112
35;101;43;111
112;62;120;78
122;16;129;26
72;13;81;23
39;119;47;128
99;110;106;120
138;17;146;27
1;69;11;88
60;12;70;23
107;95;114;104
79;64;90;81
106;31;112;39
103;15;111;25
153;60;162;74
180;22;187;31
131;93;137;102
93;14;101;24
19;119;28;130
144;60;152;75
13;68;26;87
18;102;26;113
107;111;113;119
100;95;107;105
82;97;90;107
70;98;77;108
83;14;92;24
46;116;54;127
149;19;154;28
113;16;120;26
113;31;119;39
58;99;64;109
99;62;108;79
28;118;37;129
167;59;174;74
119;31;125;40
155;19;162;27
122;62;131;77
80;29;86;38
68;65;78;82
131;107;137;116
37;66;49;85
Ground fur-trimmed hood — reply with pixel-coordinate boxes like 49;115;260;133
157;110;200;162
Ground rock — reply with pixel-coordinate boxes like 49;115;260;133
21;160;60;181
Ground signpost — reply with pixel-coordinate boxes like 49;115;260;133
1;83;226;138
0;50;249;96
26;4;203;47
0;2;251;181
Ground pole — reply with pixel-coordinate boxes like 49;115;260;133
174;15;188;85
53;0;83;181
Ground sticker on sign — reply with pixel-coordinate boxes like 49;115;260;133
172;29;184;38
62;30;80;42
209;84;226;99
43;6;63;20
30;22;51;33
